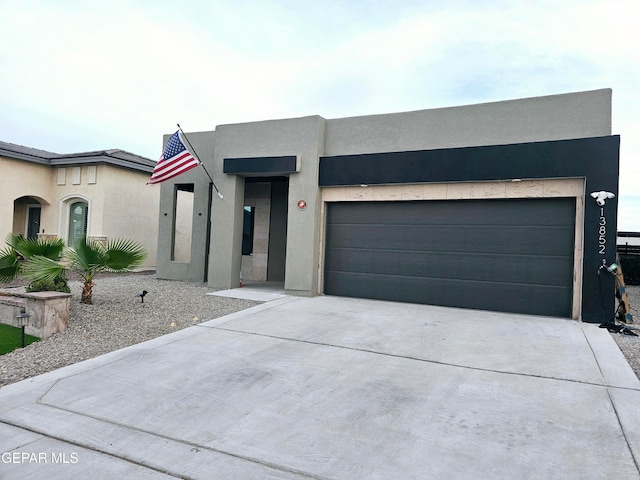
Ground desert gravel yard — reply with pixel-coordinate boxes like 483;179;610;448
1;274;639;387
0;273;260;387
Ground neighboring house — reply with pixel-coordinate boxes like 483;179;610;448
0;141;159;268
156;89;620;323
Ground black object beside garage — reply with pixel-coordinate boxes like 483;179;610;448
324;198;576;317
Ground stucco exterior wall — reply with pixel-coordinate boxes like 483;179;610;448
0;157;53;242
156;118;327;290
100;165;159;267
52;164;159;267
211;116;326;293
156;132;214;283
324;89;612;155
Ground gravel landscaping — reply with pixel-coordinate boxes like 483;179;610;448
0;272;260;387
1;274;639;388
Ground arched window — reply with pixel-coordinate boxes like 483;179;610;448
68;201;88;246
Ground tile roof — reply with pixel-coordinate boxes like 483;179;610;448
0;140;155;173
0;140;60;160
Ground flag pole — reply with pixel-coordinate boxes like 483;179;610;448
177;123;223;200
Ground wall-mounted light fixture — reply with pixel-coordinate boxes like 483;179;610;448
590;191;615;206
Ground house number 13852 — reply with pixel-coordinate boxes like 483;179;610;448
598;207;606;255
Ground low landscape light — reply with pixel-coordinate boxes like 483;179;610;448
15;308;31;348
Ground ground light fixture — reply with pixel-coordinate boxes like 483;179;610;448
15;308;31;348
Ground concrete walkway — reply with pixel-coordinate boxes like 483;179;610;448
1;293;640;479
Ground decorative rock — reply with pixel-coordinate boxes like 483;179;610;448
0;275;260;387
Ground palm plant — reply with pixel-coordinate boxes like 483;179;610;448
0;234;67;291
21;236;148;304
0;245;19;282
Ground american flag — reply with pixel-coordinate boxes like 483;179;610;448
148;131;200;184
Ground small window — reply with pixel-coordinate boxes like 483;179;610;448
242;206;255;255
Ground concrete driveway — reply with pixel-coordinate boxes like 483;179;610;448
1;292;640;479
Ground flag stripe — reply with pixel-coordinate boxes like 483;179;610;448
153;157;197;177
151;152;197;178
148;131;200;184
149;159;199;183
149;162;199;184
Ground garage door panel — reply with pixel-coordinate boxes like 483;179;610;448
325;248;574;286
324;271;572;317
329;199;576;227
327;224;575;256
324;198;575;317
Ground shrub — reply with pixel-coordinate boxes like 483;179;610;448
25;276;71;293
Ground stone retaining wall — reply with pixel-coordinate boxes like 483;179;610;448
0;291;71;339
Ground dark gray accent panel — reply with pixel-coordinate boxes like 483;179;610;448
318;136;618;188
224;156;297;176
324;198;576;317
319;135;620;323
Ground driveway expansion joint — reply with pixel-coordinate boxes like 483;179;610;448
212;325;640;390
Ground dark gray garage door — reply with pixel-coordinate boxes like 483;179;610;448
324;198;576;317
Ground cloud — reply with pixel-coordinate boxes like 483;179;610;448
0;0;638;230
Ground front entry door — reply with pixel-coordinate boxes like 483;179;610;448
27;206;41;240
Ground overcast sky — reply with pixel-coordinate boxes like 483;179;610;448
1;0;639;230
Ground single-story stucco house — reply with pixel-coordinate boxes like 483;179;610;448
156;89;619;323
0;142;159;268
